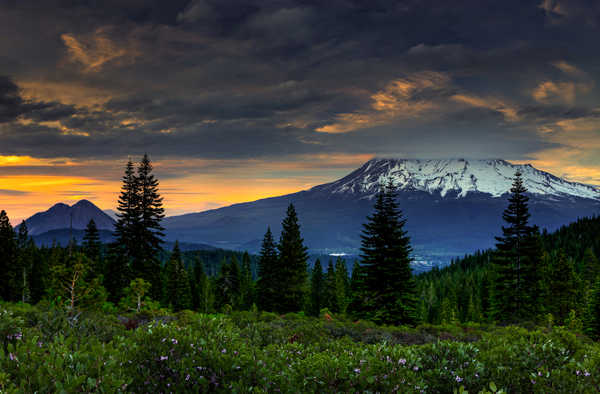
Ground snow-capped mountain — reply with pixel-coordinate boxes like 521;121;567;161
315;158;600;200
163;158;600;265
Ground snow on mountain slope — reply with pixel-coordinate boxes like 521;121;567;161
314;158;600;200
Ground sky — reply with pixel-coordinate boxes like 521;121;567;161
1;0;600;223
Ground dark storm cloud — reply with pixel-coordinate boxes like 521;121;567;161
0;0;599;164
0;76;78;123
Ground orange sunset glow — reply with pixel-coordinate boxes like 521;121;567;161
0;0;599;225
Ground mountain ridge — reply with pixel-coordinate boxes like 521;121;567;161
311;158;600;200
162;158;600;262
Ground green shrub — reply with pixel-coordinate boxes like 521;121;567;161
2;303;600;393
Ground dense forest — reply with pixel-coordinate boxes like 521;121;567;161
2;155;600;392
1;155;600;331
417;215;600;331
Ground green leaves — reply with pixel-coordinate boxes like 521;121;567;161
2;303;600;392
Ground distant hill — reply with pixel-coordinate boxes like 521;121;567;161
21;200;115;235
30;228;216;252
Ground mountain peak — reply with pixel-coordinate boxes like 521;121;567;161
313;158;600;200
23;199;115;235
73;199;95;207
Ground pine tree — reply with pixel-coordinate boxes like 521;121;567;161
256;227;278;311
309;259;324;316
583;248;600;283
0;211;17;301
215;256;241;311
164;241;192;311
359;182;418;325
30;247;49;304
83;219;102;275
123;278;152;313
586;277;600;339
240;252;254;310
325;260;338;312
109;159;139;298
135;154;165;299
335;257;350;313
491;170;542;322
347;260;368;319
276;204;309;313
547;249;577;323
48;252;107;313
191;258;211;313
16;221;34;303
104;249;130;302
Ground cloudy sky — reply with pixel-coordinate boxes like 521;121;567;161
1;0;600;222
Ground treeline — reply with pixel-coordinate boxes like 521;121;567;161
416;173;600;336
2;158;598;333
0;158;418;326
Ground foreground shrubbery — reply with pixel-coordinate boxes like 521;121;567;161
1;303;600;393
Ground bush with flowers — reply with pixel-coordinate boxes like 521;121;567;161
1;302;600;393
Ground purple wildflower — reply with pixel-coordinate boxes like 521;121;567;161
585;371;591;377
455;376;463;383
399;358;407;365
413;366;419;371
160;356;168;361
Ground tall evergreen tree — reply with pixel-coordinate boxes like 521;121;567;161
256;227;278;311
215;256;241;311
109;159;139;298
335;257;350;313
491;170;542;321
547;249;577;323
191;258;212;313
16;221;34;303
164;241;192;311
583;248;600;283
325;260;338;312
240;252;254;310
276;204;309;313
348;260;368;319
30;247;49;304
359;182;418;325
0;211;17;301
586;277;600;339
83;219;102;275
135;154;165;299
309;259;324;316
